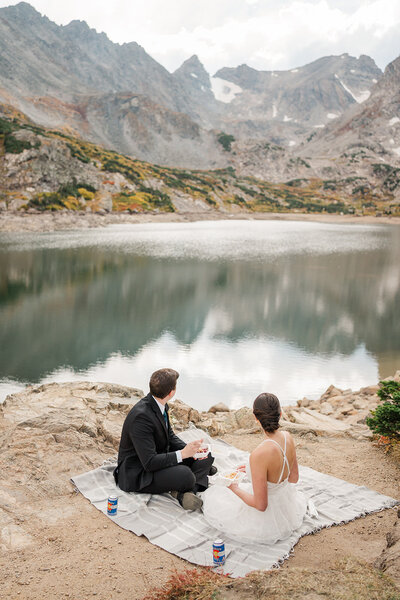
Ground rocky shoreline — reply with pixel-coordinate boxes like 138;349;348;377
1;210;399;233
2;375;396;446
170;379;388;440
0;377;399;598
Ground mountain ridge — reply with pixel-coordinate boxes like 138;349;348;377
0;2;399;216
0;2;386;166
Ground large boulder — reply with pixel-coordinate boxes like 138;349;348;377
208;402;230;414
234;407;256;430
169;399;201;429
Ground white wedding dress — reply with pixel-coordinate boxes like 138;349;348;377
202;435;308;544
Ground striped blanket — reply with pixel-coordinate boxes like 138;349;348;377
71;427;398;577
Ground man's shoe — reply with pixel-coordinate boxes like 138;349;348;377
180;491;203;511
171;491;203;510
209;465;218;476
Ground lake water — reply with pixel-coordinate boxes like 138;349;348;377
0;219;399;410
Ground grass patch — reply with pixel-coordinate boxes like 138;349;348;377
143;567;230;600
143;558;399;600
230;557;399;600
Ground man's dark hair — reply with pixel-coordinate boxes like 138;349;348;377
253;393;281;433
149;368;179;399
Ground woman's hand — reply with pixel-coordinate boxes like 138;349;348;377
236;464;246;472
228;482;239;492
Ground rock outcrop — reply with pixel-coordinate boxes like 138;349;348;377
169;375;400;439
1;381;143;449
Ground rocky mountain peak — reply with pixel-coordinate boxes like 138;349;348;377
383;55;400;84
174;55;211;89
4;1;39;16
63;19;91;33
1;1;49;25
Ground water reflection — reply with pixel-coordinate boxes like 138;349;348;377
0;221;399;408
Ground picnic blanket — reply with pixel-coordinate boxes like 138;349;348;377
71;427;398;577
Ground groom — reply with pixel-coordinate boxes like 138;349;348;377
114;368;215;510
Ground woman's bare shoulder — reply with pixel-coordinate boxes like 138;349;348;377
251;440;275;460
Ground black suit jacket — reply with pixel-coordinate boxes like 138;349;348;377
114;393;186;492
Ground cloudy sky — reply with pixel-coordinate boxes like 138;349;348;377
1;0;400;74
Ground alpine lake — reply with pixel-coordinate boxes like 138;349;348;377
1;219;399;411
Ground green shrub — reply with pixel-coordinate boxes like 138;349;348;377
27;181;97;211
67;143;90;163
2;120;33;153
0;117;14;135
5;136;32;153
217;132;235;152
372;163;400;191
366;380;400;440
102;158;141;182
323;180;337;191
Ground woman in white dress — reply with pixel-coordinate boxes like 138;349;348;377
202;393;308;544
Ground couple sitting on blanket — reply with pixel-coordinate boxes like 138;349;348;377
114;368;308;543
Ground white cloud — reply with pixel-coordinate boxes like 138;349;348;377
1;1;399;73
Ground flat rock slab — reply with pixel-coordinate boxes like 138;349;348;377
288;408;351;433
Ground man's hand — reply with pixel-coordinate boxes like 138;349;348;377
181;439;204;459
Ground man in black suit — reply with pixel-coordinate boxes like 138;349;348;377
114;368;215;510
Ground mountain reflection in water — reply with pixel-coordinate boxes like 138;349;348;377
0;221;399;409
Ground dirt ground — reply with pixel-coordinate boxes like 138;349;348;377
0;429;398;600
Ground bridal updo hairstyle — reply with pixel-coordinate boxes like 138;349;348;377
253;393;281;433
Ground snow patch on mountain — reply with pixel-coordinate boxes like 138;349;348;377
335;74;371;104
211;77;242;103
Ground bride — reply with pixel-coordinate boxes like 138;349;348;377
202;392;309;544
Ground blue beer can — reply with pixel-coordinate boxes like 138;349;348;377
107;495;118;516
212;539;225;566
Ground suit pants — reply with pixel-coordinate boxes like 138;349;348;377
139;453;214;495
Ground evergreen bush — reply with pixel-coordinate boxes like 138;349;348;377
366;380;400;440
217;132;235;152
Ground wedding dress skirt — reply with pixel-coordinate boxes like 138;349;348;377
202;477;308;544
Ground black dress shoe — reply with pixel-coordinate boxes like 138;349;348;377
170;491;203;510
209;465;218;476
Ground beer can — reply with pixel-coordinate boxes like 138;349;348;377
212;539;225;566
107;495;118;516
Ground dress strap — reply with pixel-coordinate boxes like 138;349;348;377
264;434;290;483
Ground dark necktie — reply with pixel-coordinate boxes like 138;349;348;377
163;410;168;427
